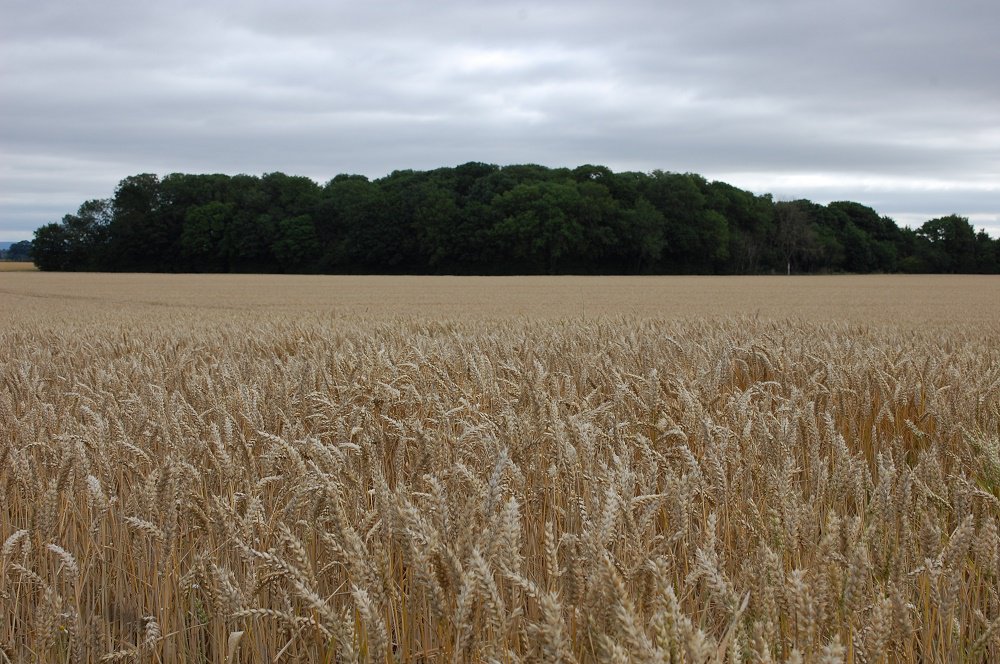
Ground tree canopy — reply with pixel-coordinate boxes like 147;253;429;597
0;240;32;262
30;164;1000;274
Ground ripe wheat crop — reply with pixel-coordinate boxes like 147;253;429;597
0;262;35;272
1;274;998;662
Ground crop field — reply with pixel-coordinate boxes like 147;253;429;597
0;262;36;273
1;274;999;663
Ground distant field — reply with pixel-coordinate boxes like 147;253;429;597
0;272;997;326
0;261;35;272
2;274;999;662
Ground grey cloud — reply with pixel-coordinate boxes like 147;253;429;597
1;0;997;240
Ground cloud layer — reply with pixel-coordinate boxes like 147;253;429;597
2;0;998;240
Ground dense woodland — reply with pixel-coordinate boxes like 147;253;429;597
31;163;1000;274
0;241;32;261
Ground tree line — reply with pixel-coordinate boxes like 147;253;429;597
31;163;1000;274
0;241;32;261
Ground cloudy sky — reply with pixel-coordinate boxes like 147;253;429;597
2;0;998;241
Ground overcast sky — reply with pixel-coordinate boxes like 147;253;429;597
2;0;998;241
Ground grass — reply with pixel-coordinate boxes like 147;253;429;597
1;274;998;663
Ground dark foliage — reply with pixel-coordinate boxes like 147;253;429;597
0;240;33;261
31;165;999;274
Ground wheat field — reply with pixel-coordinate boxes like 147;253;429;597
0;262;36;273
1;274;999;663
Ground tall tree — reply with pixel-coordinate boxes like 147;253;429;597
180;201;234;271
916;215;978;273
30;199;112;271
407;179;461;270
774;201;819;274
62;199;112;270
974;229;999;273
828;201;902;271
6;240;32;261
273;215;321;272
107;174;164;271
642;172;718;272
622;198;666;273
492;180;585;273
317;175;392;272
31;224;70;271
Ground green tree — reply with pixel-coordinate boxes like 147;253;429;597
452;162;499;199
572;179;624;270
828;201;902;271
6;240;32;261
703;182;772;274
273;215;321;272
107;174;164;271
26;199;112;271
622;198;666;273
58;199;112;270
408;179;461;270
840;221;875;272
37;163;984;276
492;180;585;273
774;201;819;274
812;223;845;271
180;201;234;271
31;224;70;271
642;172;725;272
974;229;999;273
218;176;279;272
916;215;977;273
260;172;321;218
316;175;391;272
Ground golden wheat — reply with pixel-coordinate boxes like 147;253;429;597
1;274;998;663
0;262;35;272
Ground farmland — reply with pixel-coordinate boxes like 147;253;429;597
2;274;999;662
0;262;36;273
